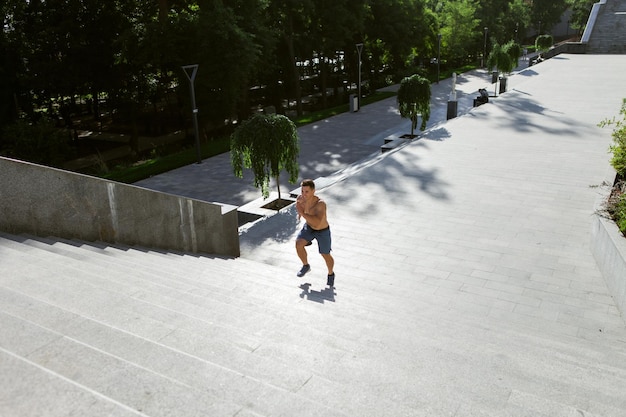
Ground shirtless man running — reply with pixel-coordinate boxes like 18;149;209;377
295;179;335;287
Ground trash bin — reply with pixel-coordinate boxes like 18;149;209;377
447;101;458;120
491;71;499;84
499;77;507;94
349;94;359;112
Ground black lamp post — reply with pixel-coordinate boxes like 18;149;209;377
437;33;442;84
182;64;201;164
482;27;488;68
356;43;363;111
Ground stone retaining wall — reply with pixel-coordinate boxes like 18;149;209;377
591;169;626;322
592;215;626;320
0;157;239;257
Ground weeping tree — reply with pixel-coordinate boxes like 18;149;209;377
487;41;518;93
397;74;431;137
231;113;300;200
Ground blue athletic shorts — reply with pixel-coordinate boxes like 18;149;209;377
297;223;332;254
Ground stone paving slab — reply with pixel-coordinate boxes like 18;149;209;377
134;63;509;207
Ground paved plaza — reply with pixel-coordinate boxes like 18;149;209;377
134;62;516;207
2;54;626;416
141;54;626;415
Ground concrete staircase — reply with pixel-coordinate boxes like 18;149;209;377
586;0;626;53
0;232;344;416
2;231;626;417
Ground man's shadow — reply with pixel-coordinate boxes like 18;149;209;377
299;283;336;303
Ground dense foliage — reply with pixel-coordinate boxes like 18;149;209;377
1;118;75;167
1;0;570;165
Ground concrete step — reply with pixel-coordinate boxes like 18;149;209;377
4;232;625;354
0;309;249;416
0;234;453;360
587;0;626;53
0;233;532;346
0;237;351;416
2;232;626;416
0;349;143;417
4;234;485;416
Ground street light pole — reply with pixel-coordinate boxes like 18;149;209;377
437;33;441;84
482;27;488;68
356;43;363;111
182;64;202;164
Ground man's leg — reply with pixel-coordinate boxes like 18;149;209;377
296;238;309;265
321;253;334;275
322;253;335;287
295;238;311;276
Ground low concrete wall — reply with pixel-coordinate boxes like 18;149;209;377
591;169;626;323
541;42;587;60
0;157;239;257
592;215;626;321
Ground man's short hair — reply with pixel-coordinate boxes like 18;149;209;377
301;179;315;189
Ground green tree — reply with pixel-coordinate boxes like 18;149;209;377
230;113;300;199
0;0;29;127
309;0;367;108
486;40;519;74
566;0;596;34
530;0;568;35
267;0;315;117
397;74;431;136
501;0;531;43
506;41;522;67
477;0;512;46
1;118;75;167
487;40;519;93
366;0;436;81
439;0;481;66
193;1;264;128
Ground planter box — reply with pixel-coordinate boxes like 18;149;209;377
237;192;295;230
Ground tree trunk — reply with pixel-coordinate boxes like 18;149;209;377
283;16;302;116
276;174;281;200
158;0;168;24
320;56;328;108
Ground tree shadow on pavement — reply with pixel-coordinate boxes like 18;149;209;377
239;205;301;248
326;142;451;219
494;92;587;137
422;126;452;142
